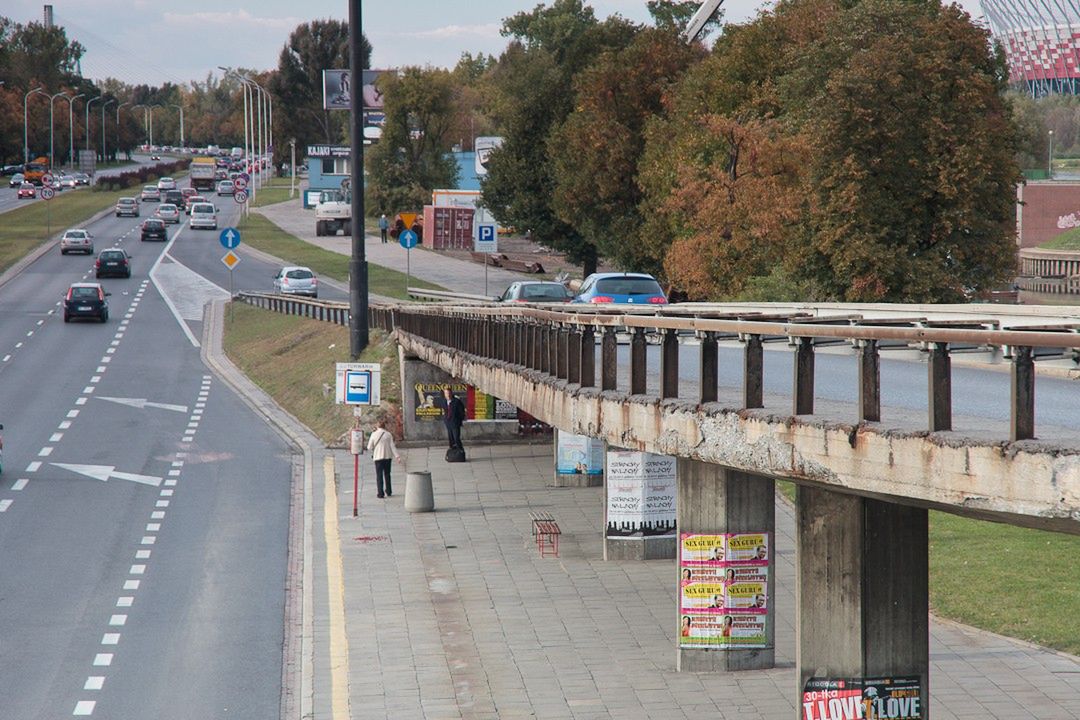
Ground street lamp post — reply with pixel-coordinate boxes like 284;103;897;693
102;99;115;165
1048;130;1054;179
131;104;148;147
24;86;45;166
85;95;101;151
49;92;72;170
148;105;163;150
69;93;86;168
169;103;184;148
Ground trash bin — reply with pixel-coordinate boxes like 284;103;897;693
405;471;434;513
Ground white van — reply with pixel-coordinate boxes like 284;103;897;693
189;202;218;230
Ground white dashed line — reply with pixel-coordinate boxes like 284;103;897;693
135;549;151;559
156;500;169;508
140;536;155;545
100;357;111;364
161;489;174;496
101;634;120;645
26;462;41;472
50;433;63;442
26;331;33;337
84;676;105;690
92;654;112;666
15;342;22;348
164;479;177;487
167;470;181;476
96;366;106;373
109;615;127;626
73;699;96;715
67;410;79;418
90;376;101;384
83;386;95;394
75;398;87;405
38;447;53;457
36;319;44;326
146;523;160;532
2;355;9;363
129;564;145;575
151;511;165;519
116;597;133;608
123;580;140;590
0;500;13;512
59;421;72;430
12;479;28;491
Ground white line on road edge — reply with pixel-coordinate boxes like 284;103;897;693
324;455;351;719
148;227;200;348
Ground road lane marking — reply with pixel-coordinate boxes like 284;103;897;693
101;634;119;645
83;386;95;393
67;410;79;418
0;500;12;512
59;421;71;429
76;398;87;405
15;342;22;348
50;433;63;442
12;479;28;491
100;357;110;363
84;677;104;690
155;500;168;507
135;549;150;559
2;355;9;362
73;699;95;715
92;654;112;666
36;319;43;326
146;523;160;531
139;536;155;545
38;447;53;457
123;580;139;590
161;488;174;496
149;226;201;348
109;615;126;626
90;376;100;384
26;462;40;472
116;598;133;608
164;479;177;487
324;455;351;719
96;366;105;373
151;511;164;519
129;564;145;575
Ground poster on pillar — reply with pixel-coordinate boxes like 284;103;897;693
556;432;605;476
801;676;923;720
679;532;770;648
605;451;676;538
413;383;519;421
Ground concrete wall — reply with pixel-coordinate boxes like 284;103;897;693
395;334;1080;535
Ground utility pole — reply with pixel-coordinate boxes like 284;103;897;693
349;0;369;357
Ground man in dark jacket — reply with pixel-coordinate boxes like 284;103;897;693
442;387;466;450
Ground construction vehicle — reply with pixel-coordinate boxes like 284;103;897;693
189;156;217;191
315;189;352;236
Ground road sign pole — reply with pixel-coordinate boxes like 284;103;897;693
485;259;489;296
353;452;360;517
229;268;234;322
407;246;411;292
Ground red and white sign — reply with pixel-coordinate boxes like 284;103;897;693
233;176;248;191
40;186;55;200
41;173;54;187
233;190;248;204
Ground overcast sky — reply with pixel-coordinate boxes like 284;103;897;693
6;0;988;86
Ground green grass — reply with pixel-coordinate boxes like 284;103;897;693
250;177;295;208
777;481;1080;654
1038;226;1080;250
222;303;402;444
236;213;444;300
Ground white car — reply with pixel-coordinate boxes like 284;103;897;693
155;203;180;224
58;174;77;189
189;202;218;230
60;228;94;255
216;179;235;196
157;176;177;191
273;266;318;298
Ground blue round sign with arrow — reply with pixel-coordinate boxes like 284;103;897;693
219;227;242;250
399;229;418;249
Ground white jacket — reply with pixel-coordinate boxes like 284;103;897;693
367;427;399;461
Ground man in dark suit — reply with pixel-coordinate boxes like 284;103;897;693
442;387;466;450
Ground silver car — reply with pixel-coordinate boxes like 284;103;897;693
155;203;180;224
189;202;218;230
60;228;94;255
273;266;318;298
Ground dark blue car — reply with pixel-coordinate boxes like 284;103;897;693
572;272;668;305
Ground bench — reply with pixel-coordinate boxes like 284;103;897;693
529;511;561;558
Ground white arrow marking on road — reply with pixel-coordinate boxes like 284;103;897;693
97;396;188;413
51;463;163;487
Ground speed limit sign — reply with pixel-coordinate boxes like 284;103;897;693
41;173;54;187
40;186;55;200
233;189;249;204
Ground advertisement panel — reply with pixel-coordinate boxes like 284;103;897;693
413;383;518;421
801;677;923;720
474;136;504;176
323;69;352;110
605;451;676;538
556;432;605;476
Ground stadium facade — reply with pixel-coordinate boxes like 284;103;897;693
982;0;1080;96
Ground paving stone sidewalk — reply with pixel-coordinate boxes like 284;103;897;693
332;443;1080;720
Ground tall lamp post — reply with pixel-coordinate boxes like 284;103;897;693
49;91;72;170
24;86;45;166
1048;130;1054;179
131;104;148;147
115;101;130;160
168;103;185;148
220;67;256;210
349;0;368;356
148;105;163;150
85;95;101;151
68;93;86;168
102;99;115;165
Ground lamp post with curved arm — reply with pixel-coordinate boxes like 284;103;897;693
131;104;148;147
24;86;45;166
68;93;86;168
102;99;115;164
168;103;184;148
85;95;101;152
115;101;129;160
148;105;164;151
49;92;72;170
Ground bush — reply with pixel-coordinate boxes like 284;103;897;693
94;159;189;192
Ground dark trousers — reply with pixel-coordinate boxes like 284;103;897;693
446;423;462;449
374;458;392;496
380;228;388;243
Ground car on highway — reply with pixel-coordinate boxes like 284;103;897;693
58;174;77;189
497;281;573;303
73;172;90;186
94;248;132;278
189;202;218;230
17;182;35;199
115;197;140;217
273;266;319;298
141;185;161;202
184;194;206;214
8;173;25;188
157;176;177;191
150;153;161;161
141;218;168;241
180;187;197;206
0;164;23;176
155;203;180;224
59;228;94;255
572;272;668;305
63;282;110;323
162;189;184;207
216;179;235;196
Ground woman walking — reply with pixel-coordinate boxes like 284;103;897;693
367;419;401;498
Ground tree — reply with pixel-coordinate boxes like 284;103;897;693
365;67;459;215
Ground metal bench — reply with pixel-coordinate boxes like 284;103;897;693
529;511;561;557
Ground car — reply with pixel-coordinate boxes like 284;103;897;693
59;228;94;255
498;281;574;303
162;189;184;206
115;197;140;217
189;202;218;230
572;272;668;305
72;172;91;186
9;173;25;188
155;203;180;224
95;248;132;278
157;176;177;191
180;187;198;204
140;185;161;202
150;154;161;161
141;218;167;241
184;194;206;214
17;182;35;199
273;266;318;298
63;282;109;323
58;174;77;189
216;179;235;196
0;164;23;176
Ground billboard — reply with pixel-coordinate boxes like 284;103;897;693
474;136;503;176
1017;182;1080;248
605;451;677;538
322;69;352;110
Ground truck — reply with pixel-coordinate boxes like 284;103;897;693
189;156;217;191
315;189;352;236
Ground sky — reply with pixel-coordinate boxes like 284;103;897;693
6;0;989;87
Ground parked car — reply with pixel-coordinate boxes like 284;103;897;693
189;202;218;230
72;172;91;186
60;228;94;255
17;182;35;199
8;173;25;188
216;179;235;196
140;185;160;202
273;266;318;298
140;218;168;241
63;282;109;323
115;197;140;217
498;281;574;303
155;203;180;224
157;176;177;191
95;248;132;278
572;273;668;305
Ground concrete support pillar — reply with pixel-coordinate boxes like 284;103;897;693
552;428;603;488
676;461;775;672
797;486;929;717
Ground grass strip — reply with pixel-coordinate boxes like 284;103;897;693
776;479;1079;654
222;302;401;445
236;213;444;300
250;177;296;208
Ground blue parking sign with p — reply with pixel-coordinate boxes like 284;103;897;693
479;225;495;243
476;223;497;252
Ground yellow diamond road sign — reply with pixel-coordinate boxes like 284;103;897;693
221;250;240;270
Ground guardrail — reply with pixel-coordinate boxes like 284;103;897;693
393;303;1080;443
407;287;498;304
233;292;396;332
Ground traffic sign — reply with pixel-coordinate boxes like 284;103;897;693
41;173;53;187
475;223;497;252
239;172;250;182
233;176;248;191
233;190;249;204
40;186;55;201
221;250;241;270
335;362;381;406
219;227;241;249
399;229;418;249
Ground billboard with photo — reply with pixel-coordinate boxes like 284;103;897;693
323;69;352;110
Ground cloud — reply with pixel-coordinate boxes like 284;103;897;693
390;22;503;40
163;9;302;31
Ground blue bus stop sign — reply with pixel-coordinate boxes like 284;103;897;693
399;229;418;249
219;227;242;249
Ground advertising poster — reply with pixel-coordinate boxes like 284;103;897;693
726;532;770;563
679;532;770;648
413;383;519;421
557;432;605;476
802;677;922;720
678;613;767;649
322;69;352;110
680;534;726;565
606;451;676;538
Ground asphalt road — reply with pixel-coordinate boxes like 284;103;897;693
0;190;296;717
0;154;161;215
